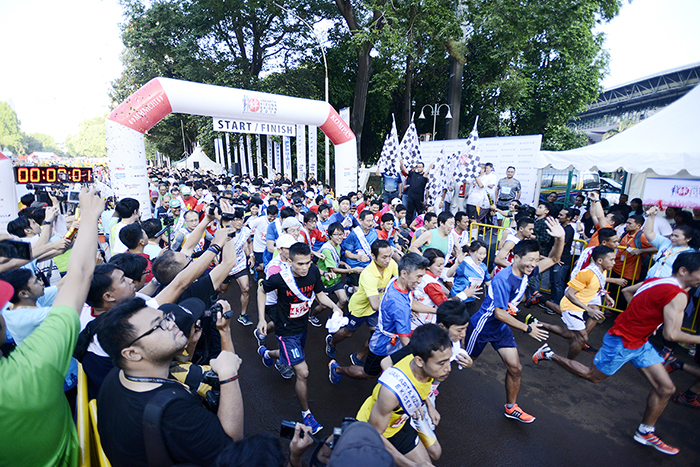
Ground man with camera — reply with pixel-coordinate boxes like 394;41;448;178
96;296;244;467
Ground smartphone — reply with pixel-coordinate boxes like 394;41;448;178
280;420;297;439
0;240;32;260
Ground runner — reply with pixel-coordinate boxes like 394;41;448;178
256;242;343;434
329;253;428;382
411;249;449;329
532;252;700;455
249;204;277;280
447;240;491;313
355;324;452;465
464;217;565;423
325;240;396;370
528;246;617;360
220;209;254;326
341;210;379;289
492;217;535;276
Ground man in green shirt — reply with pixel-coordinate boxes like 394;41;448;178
0;187;104;467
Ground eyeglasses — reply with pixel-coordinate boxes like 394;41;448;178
126;312;176;348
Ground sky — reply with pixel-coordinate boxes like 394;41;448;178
0;0;699;144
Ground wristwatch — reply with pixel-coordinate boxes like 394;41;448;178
524;325;532;334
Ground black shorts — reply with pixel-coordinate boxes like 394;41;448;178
347;273;361;287
388;420;420;455
325;281;344;294
363;350;385;377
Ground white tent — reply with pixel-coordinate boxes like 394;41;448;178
535;84;700;177
174;144;225;174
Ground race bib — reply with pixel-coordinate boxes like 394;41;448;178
501;186;511;195
289;301;310;319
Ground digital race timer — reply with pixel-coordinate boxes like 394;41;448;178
14;166;93;184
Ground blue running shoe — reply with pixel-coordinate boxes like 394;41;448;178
258;346;273;368
303;413;323;434
325;334;336;359
350;352;364;367
329;360;342;385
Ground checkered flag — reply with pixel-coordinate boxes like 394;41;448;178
426;147;460;207
400;119;422;170
377;118;400;177
454;117;480;184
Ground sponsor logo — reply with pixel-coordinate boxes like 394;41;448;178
243;95;277;115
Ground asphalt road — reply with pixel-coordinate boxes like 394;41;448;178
222;280;699;467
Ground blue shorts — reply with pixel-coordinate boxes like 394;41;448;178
277;333;307;366
347;312;378;331
593;333;664;376
464;319;517;359
254;252;263;267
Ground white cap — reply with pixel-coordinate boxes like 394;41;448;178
391;198;401;206
276;233;297;249
282;217;301;230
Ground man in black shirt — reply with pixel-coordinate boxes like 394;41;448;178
257;242;343;435
400;160;433;223
96;297;243;467
543;207;576;315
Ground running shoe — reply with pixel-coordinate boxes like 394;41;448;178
303;413;323;435
524;291;542;308
258;346;273;368
524;314;538;326
238;314;254;326
350;352;364;367
663;355;682;373
582;343;598;354
308;315;322;327
329;360;342;385
325;334;336;359
275;360;295;379
504;404;536;423
659;348;673;362
633;430;679;455
253;328;266;348
532;343;553;364
673;392;700;410
542;303;556;315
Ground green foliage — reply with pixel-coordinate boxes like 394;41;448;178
24;132;65;156
541;125;589;151
0;101;25;155
64;116;108;157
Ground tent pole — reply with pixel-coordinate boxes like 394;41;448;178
564;169;574;208
620;172;628;194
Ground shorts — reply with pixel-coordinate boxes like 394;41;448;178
347;312;378;331
324;281;344;295
464;319;517;359
224;269;248;283
561;310;586;332
387;420;420;455
593;333;664;376
588;295;602;307
254;252;263;267
347;273;361;287
363;350;385;377
277;333;307;367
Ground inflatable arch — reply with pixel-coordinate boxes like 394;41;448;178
107;77;356;218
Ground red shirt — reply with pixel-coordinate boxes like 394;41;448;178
135;253;154;283
609;277;687;349
182;196;197;210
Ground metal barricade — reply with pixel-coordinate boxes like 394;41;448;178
468;222;507;272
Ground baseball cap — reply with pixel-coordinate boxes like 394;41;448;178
159;298;206;335
169;199;182;208
292;197;304;207
0;280;14;310
181;186;192;195
391;198;401;206
282;217;301;230
276;233;297;249
327;421;395;467
150;190;159;199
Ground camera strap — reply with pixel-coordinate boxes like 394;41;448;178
142;389;179;467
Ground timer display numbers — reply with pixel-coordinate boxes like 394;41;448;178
14;167;93;184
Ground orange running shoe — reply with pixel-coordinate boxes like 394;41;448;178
633;431;679;455
504;404;536;423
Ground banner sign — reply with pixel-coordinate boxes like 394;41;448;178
246;135;254;177
335;107;357;196
274;141;281;174
308;125;318;180
238;138;247;175
213;117;296;137
266;136;273;177
283;137;292;179
644;177;700;209
419;135;542;206
256;135;263;176
297;124;307;182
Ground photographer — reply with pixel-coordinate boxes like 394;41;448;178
96;297;244;467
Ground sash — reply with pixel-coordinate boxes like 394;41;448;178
464;256;486;287
321;242;340;266
585;263;608;296
280;197;292;207
300;226;311;245
279;264;315;303
316;220;328;237
446;230;454;260
274;218;282;239
353;226;372;256
229;228;250;274
378;366;424;416
571;246;594;278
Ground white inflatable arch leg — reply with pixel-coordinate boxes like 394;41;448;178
106;77;356;218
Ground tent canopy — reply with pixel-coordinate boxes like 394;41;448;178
174;144;224;174
535;84;700;176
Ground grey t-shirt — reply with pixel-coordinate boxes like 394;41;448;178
497;178;521;203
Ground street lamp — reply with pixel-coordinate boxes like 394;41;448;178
418;104;452;141
274;2;330;184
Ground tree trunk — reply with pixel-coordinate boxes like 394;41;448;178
400;54;413;135
445;56;463;139
352;42;373;162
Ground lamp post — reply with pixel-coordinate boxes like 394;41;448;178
274;2;330;184
418;103;452;141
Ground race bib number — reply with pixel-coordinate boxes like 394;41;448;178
290;301;310;319
468;278;484;288
501;186;511;195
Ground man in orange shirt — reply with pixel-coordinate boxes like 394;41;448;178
587;191;624;247
610;215;657;310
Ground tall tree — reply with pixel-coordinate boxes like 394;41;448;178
0;101;25;155
65;116;108;158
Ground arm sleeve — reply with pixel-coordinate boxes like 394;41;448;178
491;275;512;310
650;234;672;251
424;282;447;306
